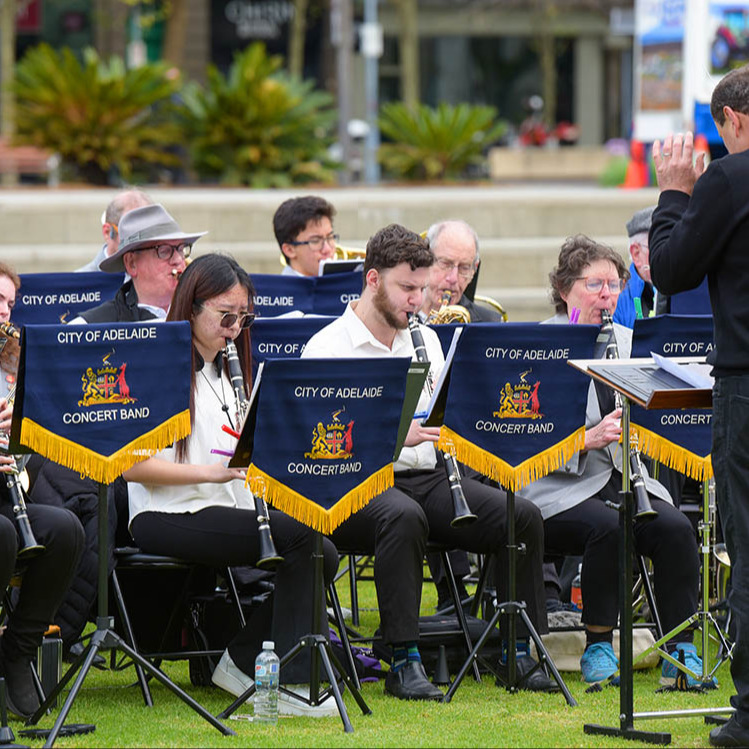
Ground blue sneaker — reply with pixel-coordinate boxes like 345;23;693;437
580;642;620;684
660;643;718;689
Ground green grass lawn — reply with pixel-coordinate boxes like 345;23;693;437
13;567;734;748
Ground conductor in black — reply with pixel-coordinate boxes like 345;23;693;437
649;63;749;748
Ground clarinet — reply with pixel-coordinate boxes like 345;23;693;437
223;337;283;569
407;313;477;526
599;310;657;521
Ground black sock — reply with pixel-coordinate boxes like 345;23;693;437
585;630;614;650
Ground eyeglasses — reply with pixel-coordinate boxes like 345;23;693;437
289;233;339;252
575;277;626;294
435;258;476;279
201;307;255;329
139;243;192;261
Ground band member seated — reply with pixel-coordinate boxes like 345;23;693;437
122;253;340;718
302;224;554;698
421;219;503;323
0;400;85;719
516;234;705;686
274;196;338;277
73;203;205;323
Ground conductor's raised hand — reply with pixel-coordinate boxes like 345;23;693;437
652;131;706;196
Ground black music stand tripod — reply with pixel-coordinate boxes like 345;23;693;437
24;483;235;748
580;360;733;745
443;486;577;706
217;530;371;732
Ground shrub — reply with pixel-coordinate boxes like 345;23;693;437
181;42;339;187
12;44;183;185
378;101;507;181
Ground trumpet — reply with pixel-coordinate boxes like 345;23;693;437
223;336;283;570
599;310;657;522
0;322;44;559
407;313;477;527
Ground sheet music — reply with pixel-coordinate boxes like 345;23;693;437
651;352;713;389
423;326;463;422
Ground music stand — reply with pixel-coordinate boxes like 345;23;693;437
10;321;235;747
574;355;733;745
442;484;577;706
217;357;424;731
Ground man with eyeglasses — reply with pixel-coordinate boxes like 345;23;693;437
72;203;206;324
421;220;503;323
76;188;153;274
273;196;338;277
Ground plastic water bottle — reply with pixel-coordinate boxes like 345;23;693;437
254;641;279;725
570;563;583;612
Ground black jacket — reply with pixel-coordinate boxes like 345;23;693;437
79;280;158;323
650;150;749;376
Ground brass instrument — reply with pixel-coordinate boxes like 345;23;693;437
474;294;508;323
426;290;471;325
599;310;657;521
0;322;44;559
278;245;365;268
223;337;283;569
407;313;477;527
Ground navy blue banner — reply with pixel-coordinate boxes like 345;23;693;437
14;272;125;325
246;357;409;533
669;278;711;316
250;316;335;379
430;323;466;357
12;322;192;484
439;323;598;490
630;314;714;478
250;272;361;317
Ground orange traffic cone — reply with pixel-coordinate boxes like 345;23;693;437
694;134;711;168
621;140;649;189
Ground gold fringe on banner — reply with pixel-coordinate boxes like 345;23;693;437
438;426;586;492
245;463;394;534
19;411;191;486
631;424;713;482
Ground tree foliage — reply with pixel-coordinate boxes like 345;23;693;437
181;42;339;187
378;101;507;181
12;44;182;184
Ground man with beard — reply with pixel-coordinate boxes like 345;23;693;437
302;223;553;700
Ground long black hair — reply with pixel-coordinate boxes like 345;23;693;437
167;253;255;461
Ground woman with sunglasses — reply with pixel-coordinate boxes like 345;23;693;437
516;235;704;688
123;253;339;717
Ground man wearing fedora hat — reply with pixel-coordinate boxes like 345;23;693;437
73;203;206;323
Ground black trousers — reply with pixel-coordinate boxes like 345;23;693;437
713;375;749;724
0;503;84;659
131;507;338;684
329;467;548;645
543;494;698;633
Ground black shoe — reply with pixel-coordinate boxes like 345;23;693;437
0;653;40;719
495;654;561;693
384;661;443;701
710;716;749;747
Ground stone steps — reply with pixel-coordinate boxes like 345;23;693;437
0;185;655;321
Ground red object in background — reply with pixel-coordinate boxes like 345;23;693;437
16;0;42;33
621;139;649;189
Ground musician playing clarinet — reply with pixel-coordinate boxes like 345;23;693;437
516;234;705;687
0;265;84;720
302;224;554;698
122;253;340;718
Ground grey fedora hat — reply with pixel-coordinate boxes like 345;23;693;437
99;203;207;273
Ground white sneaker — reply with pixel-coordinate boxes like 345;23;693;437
211;650;255;703
279;685;339;718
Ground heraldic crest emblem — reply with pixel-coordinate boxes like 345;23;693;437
78;350;137;407
305;407;354;459
494;368;543;419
